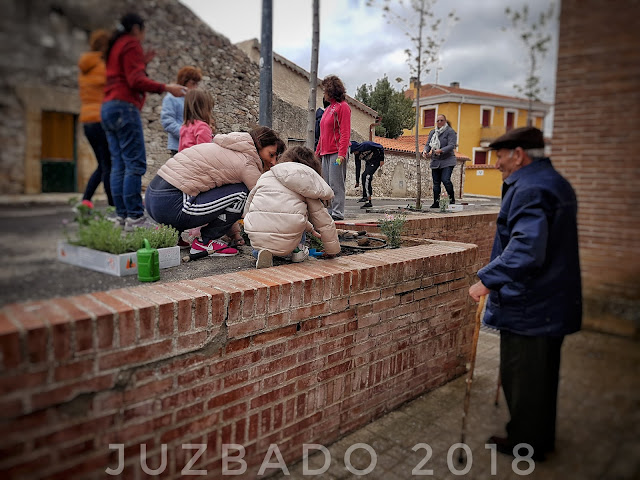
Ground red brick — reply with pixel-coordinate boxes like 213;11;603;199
0;368;47;395
98;339;172;370
54;358;94;382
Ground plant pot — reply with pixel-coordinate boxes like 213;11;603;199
57;241;180;277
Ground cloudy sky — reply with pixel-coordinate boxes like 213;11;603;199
179;0;558;122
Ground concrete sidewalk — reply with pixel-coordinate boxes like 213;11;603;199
270;329;639;479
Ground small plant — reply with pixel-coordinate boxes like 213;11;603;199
65;217;178;254
378;213;407;248
308;233;324;252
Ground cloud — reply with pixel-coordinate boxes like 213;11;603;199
179;0;558;103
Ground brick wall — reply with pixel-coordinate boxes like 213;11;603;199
341;212;497;268
0;242;480;479
553;0;640;336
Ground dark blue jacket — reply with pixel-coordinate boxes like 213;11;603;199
350;141;384;165
478;158;582;336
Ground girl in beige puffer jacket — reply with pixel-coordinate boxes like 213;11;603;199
243;146;341;268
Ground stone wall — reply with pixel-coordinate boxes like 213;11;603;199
0;242;480;478
0;0;261;194
346;151;467;201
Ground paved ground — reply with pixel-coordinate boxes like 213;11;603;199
0;193;500;306
268;328;640;479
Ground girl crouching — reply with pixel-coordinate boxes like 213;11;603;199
243;146;341;268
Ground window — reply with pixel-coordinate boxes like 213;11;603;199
474;150;487;165
481;109;491;127
505;110;516;131
423;108;436;127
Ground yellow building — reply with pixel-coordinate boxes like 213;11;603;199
404;82;550;196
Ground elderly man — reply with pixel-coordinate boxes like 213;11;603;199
469;126;582;461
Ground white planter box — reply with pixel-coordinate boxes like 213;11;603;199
57;241;180;277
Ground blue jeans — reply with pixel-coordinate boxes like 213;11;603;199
82;122;113;205
101;100;146;218
431;165;455;203
145;175;248;242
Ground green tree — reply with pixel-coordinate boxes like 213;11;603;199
504;3;555;126
355;76;415;138
367;0;457;209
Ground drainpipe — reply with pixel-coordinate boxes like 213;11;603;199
457;96;465;200
369;115;382;141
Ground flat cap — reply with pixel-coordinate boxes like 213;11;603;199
489;126;545;150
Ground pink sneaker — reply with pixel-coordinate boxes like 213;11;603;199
190;238;238;257
81;199;94;209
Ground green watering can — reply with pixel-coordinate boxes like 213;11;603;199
137;238;160;282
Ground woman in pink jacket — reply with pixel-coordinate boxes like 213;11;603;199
315;75;351;221
145;126;284;257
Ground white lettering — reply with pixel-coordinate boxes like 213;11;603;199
447;443;472;476
411;443;434;475
182;444;207;475
140;443;167;475
302;444;331;475
258;443;289;475
222;444;247;476
105;443;124;476
344;443;377;476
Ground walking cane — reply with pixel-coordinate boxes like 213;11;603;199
458;294;486;464
494;373;502;406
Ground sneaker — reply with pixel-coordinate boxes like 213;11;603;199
190;238;238;257
81;199;94;209
331;214;343;221
291;246;309;263
124;216;158;232
256;249;273;268
429;202;439;209
360;201;372;209
357;197;367;203
107;213;125;227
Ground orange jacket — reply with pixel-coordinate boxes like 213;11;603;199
77;51;106;123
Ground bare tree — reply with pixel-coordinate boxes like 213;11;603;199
367;0;457;209
504;3;555;126
307;0;320;149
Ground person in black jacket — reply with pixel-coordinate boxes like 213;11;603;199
350;141;384;208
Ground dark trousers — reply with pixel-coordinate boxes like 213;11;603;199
145;175;248;242
500;331;564;453
82;122;113;206
431;165;455;203
361;162;379;199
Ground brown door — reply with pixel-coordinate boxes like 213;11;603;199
41;111;76;192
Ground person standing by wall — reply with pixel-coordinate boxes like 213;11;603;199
422;114;457;208
469;126;582;462
161;66;202;156
315;75;351;221
101;12;186;231
77;29;113;209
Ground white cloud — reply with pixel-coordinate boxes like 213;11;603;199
179;0;558;130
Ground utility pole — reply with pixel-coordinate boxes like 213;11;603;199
259;0;273;127
307;0;320;149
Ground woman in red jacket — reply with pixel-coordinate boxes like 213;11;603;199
315;75;351;221
101;13;185;231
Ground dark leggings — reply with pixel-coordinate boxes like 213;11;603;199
145;175;248;242
82;122;113;205
431;165;455;203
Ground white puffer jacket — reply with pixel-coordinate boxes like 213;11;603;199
157;132;263;196
243;162;341;256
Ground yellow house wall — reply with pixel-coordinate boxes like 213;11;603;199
464;167;503;197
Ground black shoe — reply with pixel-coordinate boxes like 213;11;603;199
487;436;547;462
450;199;455;204
360;202;372;209
331;215;343;221
429;202;439;209
357;197;367;202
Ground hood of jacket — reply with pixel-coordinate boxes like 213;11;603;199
269;163;334;201
78;51;104;75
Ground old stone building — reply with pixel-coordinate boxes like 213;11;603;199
1;0;296;195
